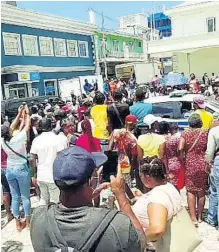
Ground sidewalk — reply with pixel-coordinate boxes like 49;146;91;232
1;190;219;252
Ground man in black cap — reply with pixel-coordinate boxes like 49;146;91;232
30;146;142;252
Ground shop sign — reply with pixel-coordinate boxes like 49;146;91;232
18;72;30;81
30;72;40;81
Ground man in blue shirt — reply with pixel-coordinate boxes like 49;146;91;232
130;89;152;125
83;79;93;94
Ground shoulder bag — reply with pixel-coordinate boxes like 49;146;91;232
46;204;118;252
4;140;29;166
156;191;202;252
112;103;124;128
187;130;203;153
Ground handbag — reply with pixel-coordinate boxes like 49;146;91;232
176;168;185;190
4;140;30;167
156;192;202;252
187;130;203;153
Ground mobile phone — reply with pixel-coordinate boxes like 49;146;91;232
125;183;135;200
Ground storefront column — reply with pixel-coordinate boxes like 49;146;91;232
187;53;191;75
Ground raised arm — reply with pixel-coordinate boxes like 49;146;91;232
9;105;23;134
24;105;31;133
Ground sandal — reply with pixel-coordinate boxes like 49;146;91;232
192;221;199;228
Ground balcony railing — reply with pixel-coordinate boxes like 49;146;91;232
99;50;145;60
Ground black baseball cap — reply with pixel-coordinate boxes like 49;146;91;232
53;146;107;190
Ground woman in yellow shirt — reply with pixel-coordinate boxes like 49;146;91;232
90;92;109;140
137;114;165;160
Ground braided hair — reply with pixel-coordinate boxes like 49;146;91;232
140;156;166;180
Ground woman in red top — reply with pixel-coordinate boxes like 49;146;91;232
76;119;101;153
189;73;200;93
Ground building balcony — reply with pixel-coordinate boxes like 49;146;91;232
99;50;145;62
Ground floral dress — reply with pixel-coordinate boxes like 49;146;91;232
165;134;184;187
182;129;209;192
111;129;137;187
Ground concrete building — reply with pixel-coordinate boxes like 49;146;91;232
1;3;96;99
147;1;219;78
92;12;159;78
94;30;145;78
148;12;172;38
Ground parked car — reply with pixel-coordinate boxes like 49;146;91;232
144;91;219;130
1;96;59;122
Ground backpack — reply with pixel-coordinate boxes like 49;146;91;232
45;204;118;252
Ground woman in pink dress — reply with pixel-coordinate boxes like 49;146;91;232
160;124;184;189
179;114;209;226
76;119;101;153
189;73;200;93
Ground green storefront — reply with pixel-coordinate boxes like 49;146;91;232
95;30;144;78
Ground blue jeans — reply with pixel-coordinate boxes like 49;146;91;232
207;156;219;226
6;164;31;218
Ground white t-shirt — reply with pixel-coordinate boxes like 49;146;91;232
57;132;69;150
77;119;95;134
132;183;182;231
30;131;64;183
1;130;27;168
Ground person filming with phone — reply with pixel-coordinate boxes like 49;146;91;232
110;157;182;252
1;103;31;232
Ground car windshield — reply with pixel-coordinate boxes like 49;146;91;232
152;101;182;119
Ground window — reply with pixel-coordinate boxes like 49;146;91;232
138;41;142;47
207;17;216;32
39;37;54;56
113;40;119;51
67;40;78;57
44;80;57;96
3;32;21;56
54;38;67;57
22;35;38;56
152;102;182;119
8;84;27;99
148;21;151;28
78;41;89;57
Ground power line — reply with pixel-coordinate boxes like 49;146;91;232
89;8;119;24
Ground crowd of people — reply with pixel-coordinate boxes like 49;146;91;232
1;75;219;252
100;71;219;100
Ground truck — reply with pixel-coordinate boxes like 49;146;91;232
115;62;160;84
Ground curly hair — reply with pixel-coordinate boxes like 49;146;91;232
140;156;166;180
188;114;202;128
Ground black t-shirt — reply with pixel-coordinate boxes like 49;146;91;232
107;103;130;130
31;204;142;252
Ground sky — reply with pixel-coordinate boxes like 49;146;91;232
17;1;183;29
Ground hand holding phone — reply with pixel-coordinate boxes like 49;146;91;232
125;183;135;200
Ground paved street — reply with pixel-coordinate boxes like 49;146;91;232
1;189;219;252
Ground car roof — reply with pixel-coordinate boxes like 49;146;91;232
144;94;199;103
144;94;219;114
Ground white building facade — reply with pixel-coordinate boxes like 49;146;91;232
147;1;219;78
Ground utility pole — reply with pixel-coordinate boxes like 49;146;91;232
101;12;108;79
